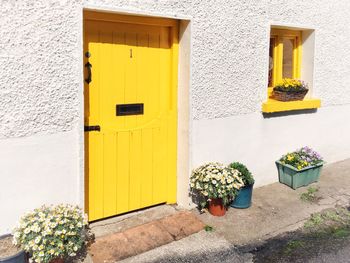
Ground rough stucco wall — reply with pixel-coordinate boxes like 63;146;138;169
1;0;350;234
0;1;82;139
1;0;350;139
266;0;350;105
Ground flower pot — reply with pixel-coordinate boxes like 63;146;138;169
0;235;28;263
272;89;308;101
49;258;64;263
231;183;254;209
0;251;28;263
276;161;323;190
208;198;226;216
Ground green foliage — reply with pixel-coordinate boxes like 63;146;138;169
283;240;305;255
280;146;323;170
204;225;214;232
332;228;350;238
229;162;254;186
190;162;244;207
273;78;308;92
13;204;89;263
300;186;319;203
304;213;324;228
304;208;350;230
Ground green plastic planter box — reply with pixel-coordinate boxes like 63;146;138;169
276;161;323;190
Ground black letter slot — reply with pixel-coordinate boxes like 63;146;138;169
116;103;144;116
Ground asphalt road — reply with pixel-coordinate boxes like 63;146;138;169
150;234;350;263
141;224;350;263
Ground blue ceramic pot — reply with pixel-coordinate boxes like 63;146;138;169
231;183;254;209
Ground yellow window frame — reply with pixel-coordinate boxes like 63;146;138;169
269;29;302;89
263;28;321;113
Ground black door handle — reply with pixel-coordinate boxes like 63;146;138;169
84;125;100;132
85;62;92;84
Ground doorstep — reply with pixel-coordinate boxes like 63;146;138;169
88;209;205;262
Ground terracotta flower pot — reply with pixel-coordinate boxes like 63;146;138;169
49;258;64;263
208;198;226;216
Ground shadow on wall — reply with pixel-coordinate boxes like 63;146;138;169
263;109;318;119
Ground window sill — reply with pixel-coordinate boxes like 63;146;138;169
262;98;321;113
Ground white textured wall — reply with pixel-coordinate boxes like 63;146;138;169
0;1;82;139
1;0;350;232
0;130;80;234
193;105;350;187
2;0;350;135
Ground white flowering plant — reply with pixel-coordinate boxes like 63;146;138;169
13;204;89;263
190;162;244;207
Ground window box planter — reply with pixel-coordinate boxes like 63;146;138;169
276;160;323;190
272;89;308;101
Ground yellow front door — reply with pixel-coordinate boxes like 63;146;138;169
84;12;178;221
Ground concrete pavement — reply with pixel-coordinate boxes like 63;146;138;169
85;159;350;262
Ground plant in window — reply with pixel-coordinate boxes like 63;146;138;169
272;78;309;101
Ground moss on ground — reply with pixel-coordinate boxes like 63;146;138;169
300;186;319;203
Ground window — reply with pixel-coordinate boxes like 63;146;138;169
262;28;321;113
268;29;302;88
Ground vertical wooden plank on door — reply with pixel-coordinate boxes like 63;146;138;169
129;130;142;210
114;29;126;130
148;29;161;123
152;127;163;203
137;32;150;125
148;28;161;204
116;131;130;214
153;26;171;203
103;132;117;217
99;23;118;218
87;23;104;221
141;128;153;207
125;31;138;129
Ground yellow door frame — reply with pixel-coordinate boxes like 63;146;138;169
83;10;179;220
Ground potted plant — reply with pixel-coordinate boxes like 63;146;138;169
272;78;309;101
229;162;254;209
276;146;324;190
190;162;244;216
13;204;89;263
0;234;28;263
